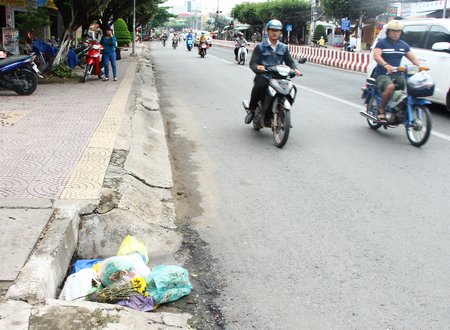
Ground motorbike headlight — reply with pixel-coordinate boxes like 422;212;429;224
289;88;296;99
268;86;276;97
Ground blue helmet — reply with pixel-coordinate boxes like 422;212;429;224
266;19;283;30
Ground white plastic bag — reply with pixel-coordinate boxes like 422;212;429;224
59;268;99;301
407;71;434;89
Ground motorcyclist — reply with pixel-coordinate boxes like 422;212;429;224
186;30;193;48
198;32;208;54
372;20;422;123
172;32;179;47
234;32;248;62
244;19;302;124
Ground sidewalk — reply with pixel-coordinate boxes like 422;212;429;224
0;43;191;329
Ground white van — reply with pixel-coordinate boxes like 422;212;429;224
367;18;450;111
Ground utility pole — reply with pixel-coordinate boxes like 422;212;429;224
131;0;136;56
309;0;317;45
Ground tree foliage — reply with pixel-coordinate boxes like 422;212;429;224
312;24;328;44
321;0;390;23
114;18;131;46
207;15;230;32
52;0;168;65
231;0;310;37
151;6;176;28
15;7;50;41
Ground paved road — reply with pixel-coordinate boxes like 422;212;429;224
152;42;450;328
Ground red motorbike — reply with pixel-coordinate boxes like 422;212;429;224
81;41;104;83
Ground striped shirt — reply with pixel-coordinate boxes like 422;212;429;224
373;37;411;77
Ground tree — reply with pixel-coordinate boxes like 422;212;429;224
207;14;229;32
231;0;310;42
15;7;50;42
321;0;390;33
53;0;109;65
312;24;327;44
151;6;176;28
114;18;131;46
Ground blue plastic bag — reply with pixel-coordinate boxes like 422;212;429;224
145;265;192;305
71;259;103;274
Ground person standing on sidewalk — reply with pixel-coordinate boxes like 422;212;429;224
100;26;118;81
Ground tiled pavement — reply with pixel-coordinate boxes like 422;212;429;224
0;50;138;199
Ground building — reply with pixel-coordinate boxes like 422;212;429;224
1;0;62;53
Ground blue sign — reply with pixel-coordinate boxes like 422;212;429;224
285;24;293;32
340;19;351;31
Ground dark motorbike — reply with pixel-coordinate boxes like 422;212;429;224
172;38;178;50
242;59;306;148
0;54;39;95
360;66;433;147
199;41;207;58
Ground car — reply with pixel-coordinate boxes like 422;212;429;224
367;18;450;111
193;31;212;47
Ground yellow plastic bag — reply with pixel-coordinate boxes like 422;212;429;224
117;235;149;265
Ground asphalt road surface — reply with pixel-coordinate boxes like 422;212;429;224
151;41;450;329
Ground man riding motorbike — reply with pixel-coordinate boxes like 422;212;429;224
371;20;423;123
234;32;248;62
244;19;302;124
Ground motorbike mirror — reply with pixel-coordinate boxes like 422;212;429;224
298;57;307;64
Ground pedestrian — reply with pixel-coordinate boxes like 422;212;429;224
100;26;118;81
251;32;257;43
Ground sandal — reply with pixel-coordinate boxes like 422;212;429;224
377;113;387;123
102;77;109;81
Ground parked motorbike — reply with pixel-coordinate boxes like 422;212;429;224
81;41;104;83
360;66;433;147
242;58;306;148
237;45;248;65
199;41;207;58
186;38;193;51
0;54;39;95
0;49;10;59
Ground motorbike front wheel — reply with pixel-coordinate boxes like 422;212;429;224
273;105;290;148
81;64;91;83
366;95;382;130
240;53;245;65
406;105;432;147
14;67;38;95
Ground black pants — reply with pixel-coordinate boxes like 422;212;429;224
249;75;269;110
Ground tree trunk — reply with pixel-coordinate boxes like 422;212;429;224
53;27;75;66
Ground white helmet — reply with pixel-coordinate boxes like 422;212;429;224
385;20;404;31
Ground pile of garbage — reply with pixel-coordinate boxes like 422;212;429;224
59;235;192;312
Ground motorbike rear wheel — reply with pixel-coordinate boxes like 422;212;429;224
81;64;91;83
273;105;290;148
366;95;382;130
406;105;432;147
14;67;37;95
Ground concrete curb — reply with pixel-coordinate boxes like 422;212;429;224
213;39;370;73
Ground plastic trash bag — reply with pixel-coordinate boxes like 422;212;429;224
117;235;149;265
117;295;154;312
59;268;100;301
71;259;103;274
98;253;151;287
145;265;193;305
